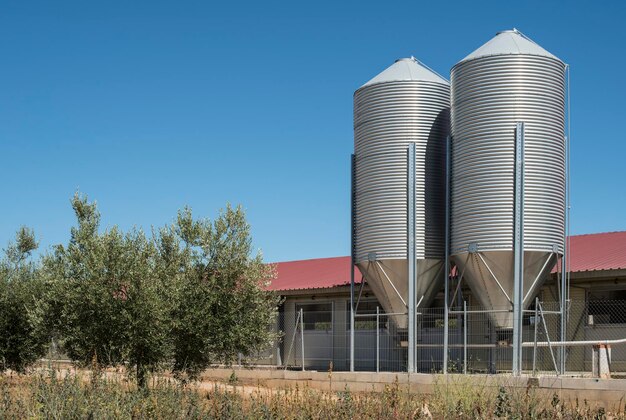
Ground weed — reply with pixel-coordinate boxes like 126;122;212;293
0;370;619;419
228;370;239;385
494;385;511;418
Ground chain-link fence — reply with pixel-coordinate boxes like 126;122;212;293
244;299;626;377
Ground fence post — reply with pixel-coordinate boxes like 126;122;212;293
376;306;380;373
538;301;559;375
443;135;451;375
350;154;356;373
300;308;305;371
533;297;539;374
284;309;301;370
463;300;467;374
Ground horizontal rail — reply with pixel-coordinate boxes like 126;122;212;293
354;312;408;318
522;309;561;315
448;309;511;314
416;343;500;349
522;338;626;348
414;338;626;349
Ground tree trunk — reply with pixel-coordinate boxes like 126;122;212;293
137;358;146;389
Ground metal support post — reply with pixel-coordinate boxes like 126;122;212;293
533;297;539;374
407;143;417;373
538;301;559;374
559;64;571;375
489;324;495;374
443;135;451;374
376;306;380;373
456;281;463;372
560;134;569;375
300;308;305;371
284;309;302;370
463;300;467;374
350;154;355;372
512;122;525;376
559;256;566;374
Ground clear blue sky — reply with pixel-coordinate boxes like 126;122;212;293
1;0;625;262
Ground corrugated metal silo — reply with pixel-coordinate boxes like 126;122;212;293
450;30;566;329
354;57;449;327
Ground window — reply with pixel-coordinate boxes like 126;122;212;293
346;300;386;330
295;303;333;331
587;290;626;325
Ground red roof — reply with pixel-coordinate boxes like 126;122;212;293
268;231;626;292
267;256;362;292
563;231;626;273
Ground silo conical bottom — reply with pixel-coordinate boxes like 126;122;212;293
452;251;558;330
356;259;443;329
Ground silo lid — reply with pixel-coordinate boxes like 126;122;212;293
360;57;449;88
459;29;562;63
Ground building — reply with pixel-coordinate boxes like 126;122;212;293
259;231;626;374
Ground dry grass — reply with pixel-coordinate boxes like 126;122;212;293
0;369;620;419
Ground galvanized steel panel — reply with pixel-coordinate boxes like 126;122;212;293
460;29;560;63
354;80;449;263
353;58;449;318
450;32;566;329
451;54;566;255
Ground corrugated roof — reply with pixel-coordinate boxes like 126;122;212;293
267;256;362;292
361;57;449;88
459;29;560;64
560;231;626;273
267;232;626;292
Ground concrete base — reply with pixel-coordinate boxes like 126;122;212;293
201;367;626;409
592;344;611;379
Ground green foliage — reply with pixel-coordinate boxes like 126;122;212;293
228;371;238;385
170;205;280;380
494;385;511;418
4;227;38;264
0;228;48;372
42;193;173;387
37;193;278;386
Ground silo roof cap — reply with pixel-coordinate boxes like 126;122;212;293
458;28;562;64
360;56;449;88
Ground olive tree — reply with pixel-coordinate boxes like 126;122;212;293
43;193;279;385
0;227;48;372
45;194;172;387
170;205;279;380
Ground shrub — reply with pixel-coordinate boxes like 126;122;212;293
0;227;48;373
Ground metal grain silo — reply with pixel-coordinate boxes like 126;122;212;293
354;57;449;328
450;30;566;330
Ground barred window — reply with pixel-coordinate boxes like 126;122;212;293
346;300;385;330
295;303;333;331
587;291;626;325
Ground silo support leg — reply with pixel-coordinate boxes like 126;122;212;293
407;143;416;373
512;122;525;376
350;154;355;373
443;135;451;374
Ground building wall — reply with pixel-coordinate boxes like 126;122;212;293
281;293;350;370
